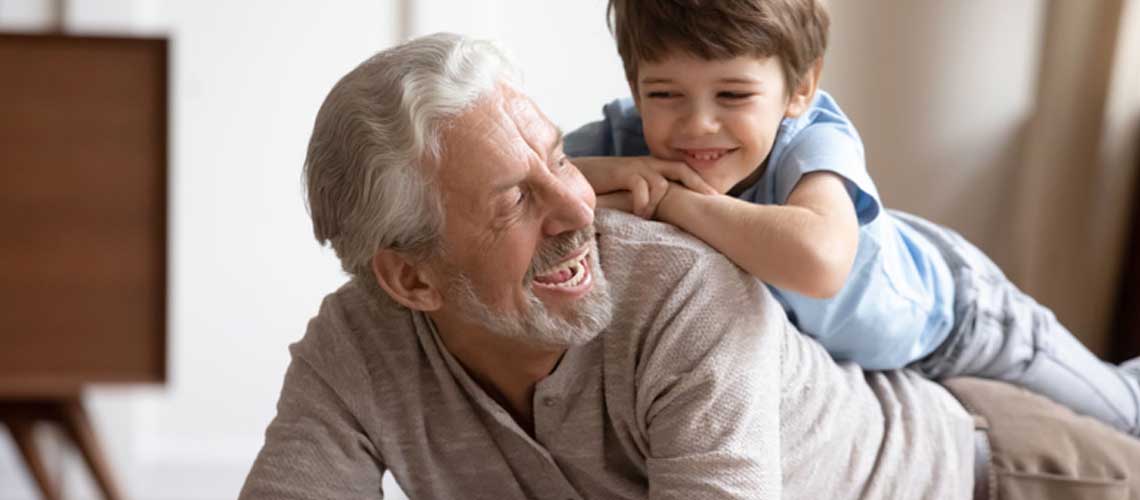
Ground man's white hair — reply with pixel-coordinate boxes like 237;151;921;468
304;32;520;279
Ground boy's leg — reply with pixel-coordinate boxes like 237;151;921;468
894;210;1140;437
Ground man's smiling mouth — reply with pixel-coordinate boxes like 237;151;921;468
533;247;591;289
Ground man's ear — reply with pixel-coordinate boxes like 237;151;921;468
371;249;443;312
785;58;824;119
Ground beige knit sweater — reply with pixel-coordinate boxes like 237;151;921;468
240;209;974;499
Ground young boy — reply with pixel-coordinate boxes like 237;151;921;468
565;0;1140;437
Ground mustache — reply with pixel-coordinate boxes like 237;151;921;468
524;224;597;283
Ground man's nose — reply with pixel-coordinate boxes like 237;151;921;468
541;176;594;238
681;103;720;136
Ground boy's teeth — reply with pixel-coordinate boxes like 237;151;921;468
686;150;726;161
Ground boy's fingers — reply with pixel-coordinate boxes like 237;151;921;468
646;174;669;207
597;192;633;212
655;161;718;195
631;178;651;218
678;169;716;195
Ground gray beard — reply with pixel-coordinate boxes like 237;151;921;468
445;232;613;350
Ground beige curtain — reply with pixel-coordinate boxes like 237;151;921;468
1013;0;1140;354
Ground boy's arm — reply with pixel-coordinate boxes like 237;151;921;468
656;171;859;298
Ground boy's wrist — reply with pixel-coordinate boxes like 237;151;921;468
656;183;702;223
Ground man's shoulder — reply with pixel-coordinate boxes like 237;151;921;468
290;280;419;381
594;211;786;459
594;209;783;357
595;209;738;286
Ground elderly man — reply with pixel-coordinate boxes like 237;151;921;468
240;33;1140;500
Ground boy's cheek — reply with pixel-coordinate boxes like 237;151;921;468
638;124;670;158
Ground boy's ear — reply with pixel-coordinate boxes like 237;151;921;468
370;249;443;312
785;58;824;119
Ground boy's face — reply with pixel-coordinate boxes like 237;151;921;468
635;53;804;194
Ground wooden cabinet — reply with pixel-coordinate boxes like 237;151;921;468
0;34;168;500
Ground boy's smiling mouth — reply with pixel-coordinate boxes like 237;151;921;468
677;147;740;168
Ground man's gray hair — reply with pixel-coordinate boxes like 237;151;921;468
304;32;520;279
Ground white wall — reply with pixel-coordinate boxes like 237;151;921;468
1;1;396;498
408;0;629;131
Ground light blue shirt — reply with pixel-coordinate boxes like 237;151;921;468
565;91;955;369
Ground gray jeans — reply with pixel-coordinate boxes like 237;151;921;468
899;211;1140;437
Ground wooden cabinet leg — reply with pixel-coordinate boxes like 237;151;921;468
58;397;124;500
6;417;61;500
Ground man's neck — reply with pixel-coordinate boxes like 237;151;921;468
429;314;564;434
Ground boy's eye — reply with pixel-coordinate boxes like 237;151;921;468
646;91;678;99
717;91;755;100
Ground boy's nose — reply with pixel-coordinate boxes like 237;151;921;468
681;105;720;136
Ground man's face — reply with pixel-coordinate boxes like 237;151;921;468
429;84;612;349
636;53;794;194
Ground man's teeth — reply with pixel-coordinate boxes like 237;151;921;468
535;252;588;287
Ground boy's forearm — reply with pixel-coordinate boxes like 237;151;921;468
657;188;851;298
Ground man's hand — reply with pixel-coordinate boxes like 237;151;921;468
574;156;718;219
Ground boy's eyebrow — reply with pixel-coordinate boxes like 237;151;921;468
639;76;764;85
718;77;762;84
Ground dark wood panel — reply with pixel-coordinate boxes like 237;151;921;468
1111;125;1140;363
0;34;168;395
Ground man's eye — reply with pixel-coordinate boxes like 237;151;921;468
718;91;754;100
514;187;528;206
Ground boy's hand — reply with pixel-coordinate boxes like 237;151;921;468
574;156;718;219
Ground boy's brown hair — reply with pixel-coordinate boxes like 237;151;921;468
608;0;830;95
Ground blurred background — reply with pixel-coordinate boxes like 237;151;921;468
0;0;1137;498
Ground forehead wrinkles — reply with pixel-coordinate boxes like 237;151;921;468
435;91;538;222
502;92;555;159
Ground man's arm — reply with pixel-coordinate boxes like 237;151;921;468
239;356;386;499
636;250;784;499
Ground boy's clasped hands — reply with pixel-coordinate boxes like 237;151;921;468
575;156;718;220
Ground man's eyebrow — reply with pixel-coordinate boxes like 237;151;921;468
548;128;565;159
489;128;565;193
490;173;525;194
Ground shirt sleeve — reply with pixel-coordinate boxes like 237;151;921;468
564;97;650;158
238;354;386;499
766;92;882;225
637;252;783;499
